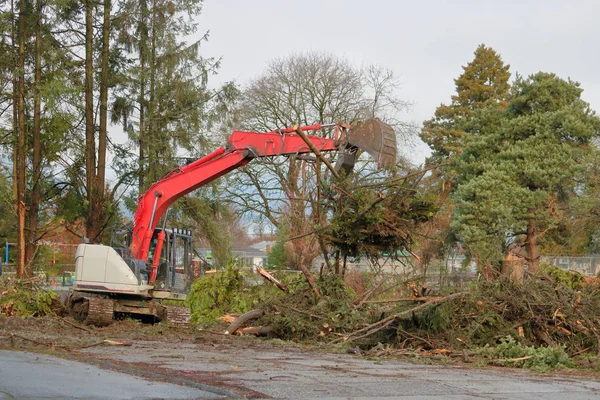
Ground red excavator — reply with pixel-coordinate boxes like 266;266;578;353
66;119;396;326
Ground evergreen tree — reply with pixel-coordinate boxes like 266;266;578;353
0;0;79;275
452;73;600;272
418;45;511;270
111;0;225;192
421;44;511;162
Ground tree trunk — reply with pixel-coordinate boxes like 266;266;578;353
138;0;148;192
10;0;17;269
501;253;524;283
25;0;44;266
84;0;96;242
16;0;27;278
525;216;539;274
148;0;156;182
85;0;111;243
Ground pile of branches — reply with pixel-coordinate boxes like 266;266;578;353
324;171;438;259
222;266;600;364
0;277;62;317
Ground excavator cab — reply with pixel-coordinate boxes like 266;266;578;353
149;228;194;295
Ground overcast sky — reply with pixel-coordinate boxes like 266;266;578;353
193;0;600;163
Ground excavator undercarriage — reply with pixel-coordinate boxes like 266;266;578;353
66;291;191;327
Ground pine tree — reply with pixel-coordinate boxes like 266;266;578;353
111;0;218;192
452;73;600;272
421;44;511;162
417;45;511;273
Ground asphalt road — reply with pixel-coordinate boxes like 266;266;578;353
0;350;235;400
3;345;600;399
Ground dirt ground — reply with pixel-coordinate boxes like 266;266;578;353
3;315;600;399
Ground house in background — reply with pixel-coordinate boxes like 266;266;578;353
197;241;274;271
232;241;274;271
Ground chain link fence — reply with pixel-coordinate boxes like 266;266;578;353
541;256;600;276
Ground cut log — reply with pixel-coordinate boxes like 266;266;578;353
219;314;240;323
237;326;273;336
257;268;288;292
224;309;264;335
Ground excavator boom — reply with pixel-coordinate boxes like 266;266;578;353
131;129;343;270
70;119;396;326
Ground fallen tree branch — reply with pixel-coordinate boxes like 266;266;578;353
79;339;132;349
59;317;93;333
363;296;447;304
10;333;52;347
350;278;386;313
224;309;264;335
297;264;321;297
331;291;469;344
493;355;534;363
257;268;288;292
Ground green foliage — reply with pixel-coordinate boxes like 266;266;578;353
540;263;584;290
267;222;290;268
452;73;600;266
186;266;248;326
180;196;232;267
259;275;362;341
186;265;289;326
421;44;511;162
0;172;16;244
403;302;454;333
477;336;571;372
0;278;58;317
326;176;438;258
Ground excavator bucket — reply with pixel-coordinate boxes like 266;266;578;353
347;118;397;169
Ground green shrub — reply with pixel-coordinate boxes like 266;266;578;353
540;263;585;290
477;335;572;372
186;267;248;326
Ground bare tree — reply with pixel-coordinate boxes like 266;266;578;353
223;52;412;272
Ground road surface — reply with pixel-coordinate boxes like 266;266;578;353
3;344;600;399
0;350;236;399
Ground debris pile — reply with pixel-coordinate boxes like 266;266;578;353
192;264;600;371
0;277;62;317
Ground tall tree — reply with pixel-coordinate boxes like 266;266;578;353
1;0;94;274
111;0;218;192
452;73;600;272
25;0;43;264
225;52;410;272
83;0;112;242
418;45;511;271
421;44;511;163
15;0;28;277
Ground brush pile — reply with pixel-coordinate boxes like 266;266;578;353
189;264;600;370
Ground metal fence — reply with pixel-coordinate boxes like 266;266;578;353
541;256;600;276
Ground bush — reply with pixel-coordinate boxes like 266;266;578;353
186;267;249;326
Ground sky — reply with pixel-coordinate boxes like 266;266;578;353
192;0;600;164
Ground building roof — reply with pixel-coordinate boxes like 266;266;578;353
248;241;275;252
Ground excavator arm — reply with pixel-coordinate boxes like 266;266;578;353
130;124;344;281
